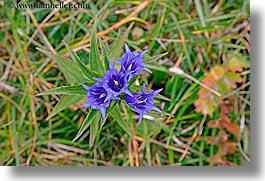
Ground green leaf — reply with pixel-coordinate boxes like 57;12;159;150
72;109;98;142
37;85;89;96
78;68;103;78
108;23;133;60
110;105;134;138
62;41;96;82
90;19;104;75
106;99;119;113
46;95;83;120
37;48;87;84
89;111;101;148
99;117;107;132
128;75;139;87
98;36;110;72
130;85;171;101
145;52;168;63
145;64;169;73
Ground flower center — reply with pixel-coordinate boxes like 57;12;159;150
113;79;119;86
127;64;132;71
136;96;147;104
108;77;123;92
99;93;106;99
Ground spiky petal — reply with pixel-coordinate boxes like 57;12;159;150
116;44;151;80
124;85;163;123
96;61;132;100
80;83;111;118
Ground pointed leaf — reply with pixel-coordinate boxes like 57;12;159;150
63;41;97;81
108;37;124;61
128;75;139;87
99;117;107;132
98;36;110;72
108;23;133;60
37;85;90;96
98;101;118;138
89;111;101;148
110;105;134;138
46;95;83;120
106;99;119;113
37;48;86;84
72;109;98;142
90;19;104;75
145;52;168;63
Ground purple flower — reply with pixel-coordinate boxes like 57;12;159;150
80;83;110;118
116;44;151;80
96;61;133;100
124;84;163;123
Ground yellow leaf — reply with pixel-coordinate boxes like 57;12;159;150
211;66;225;81
225;55;249;72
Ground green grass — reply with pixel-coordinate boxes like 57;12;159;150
0;0;250;166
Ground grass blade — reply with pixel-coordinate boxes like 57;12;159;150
195;0;206;27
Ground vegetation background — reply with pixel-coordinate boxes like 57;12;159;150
0;0;250;166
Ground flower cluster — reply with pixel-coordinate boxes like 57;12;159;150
81;44;162;123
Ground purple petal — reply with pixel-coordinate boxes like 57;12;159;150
100;107;106;118
109;60;114;70
143;67;152;73
125;43;131;53
124;94;136;103
80;101;91;108
95;78;103;82
81;83;90;91
152;106;162;113
137;113;143;124
140;50;148;57
114;60;121;65
124;89;133;97
153;88;163;95
104;93;113;102
141;84;146;93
